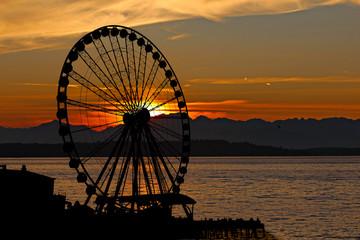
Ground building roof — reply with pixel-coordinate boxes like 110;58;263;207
0;165;54;181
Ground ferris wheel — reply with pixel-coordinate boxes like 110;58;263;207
56;25;192;215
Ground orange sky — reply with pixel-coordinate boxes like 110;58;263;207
1;2;360;128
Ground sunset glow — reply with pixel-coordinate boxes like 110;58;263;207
1;2;360;128
58;98;177;130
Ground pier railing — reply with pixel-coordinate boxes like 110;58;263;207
172;217;266;239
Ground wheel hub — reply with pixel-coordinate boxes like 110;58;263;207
123;108;150;125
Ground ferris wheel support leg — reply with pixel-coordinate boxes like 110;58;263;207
88;125;129;211
113;135;136;202
143;124;171;194
144;124;176;187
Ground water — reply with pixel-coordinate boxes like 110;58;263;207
1;156;360;240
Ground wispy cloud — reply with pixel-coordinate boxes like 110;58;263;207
188;99;360;111
168;33;189;40
186;99;360;121
188;99;248;106
187;76;360;85
16;83;58;87
1;0;359;53
160;25;190;40
16;83;79;88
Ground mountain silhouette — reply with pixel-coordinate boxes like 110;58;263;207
1;116;360;149
191;116;360;149
0;120;62;144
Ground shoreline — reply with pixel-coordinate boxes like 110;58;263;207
2;141;360;157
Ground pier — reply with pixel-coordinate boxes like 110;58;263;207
1;165;271;239
193;218;265;239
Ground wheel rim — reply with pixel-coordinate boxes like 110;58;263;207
56;25;190;213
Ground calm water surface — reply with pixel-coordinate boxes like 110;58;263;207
1;156;360;240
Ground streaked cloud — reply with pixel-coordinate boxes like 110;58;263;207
160;26;190;40
187;76;360;85
1;0;359;53
16;83;58;87
188;99;248;106
168;33;189;40
187;99;360;112
187;99;360;121
16;83;79;88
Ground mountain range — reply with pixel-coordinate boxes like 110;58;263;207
1;116;360;149
190;116;360;149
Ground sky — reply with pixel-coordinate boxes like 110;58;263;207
1;0;360;127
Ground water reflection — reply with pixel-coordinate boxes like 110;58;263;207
1;156;360;239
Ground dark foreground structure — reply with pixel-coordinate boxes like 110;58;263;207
0;165;268;239
0;164;65;217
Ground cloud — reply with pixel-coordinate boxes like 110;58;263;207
1;0;359;54
168;33;189;40
160;26;190;40
187;99;360;112
186;99;360;121
188;99;248;106
0;33;81;54
16;83;79;88
16;83;57;87
187;76;360;85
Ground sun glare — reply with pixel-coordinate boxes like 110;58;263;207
70;100;176;130
146;102;170;117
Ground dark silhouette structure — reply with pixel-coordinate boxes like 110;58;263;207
56;25;192;218
0;165;66;217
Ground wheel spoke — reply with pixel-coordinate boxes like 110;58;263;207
124;38;136;105
69;70;127;111
144;77;170;108
141;61;160;107
140;132;157;194
139;59;154;105
148;120;183;140
67;98;124;116
136;45;147;108
92;37;132;107
81;125;124;164
72;120;123;133
148;124;182;159
77;48;123;105
108;35;134;106
114;136;135;198
143;124;171;193
148;97;177;112
94;125;128;187
144;124;175;190
129;40;138;104
139;154;153;195
132;131;140;200
113;36;136;106
91;125;130;213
